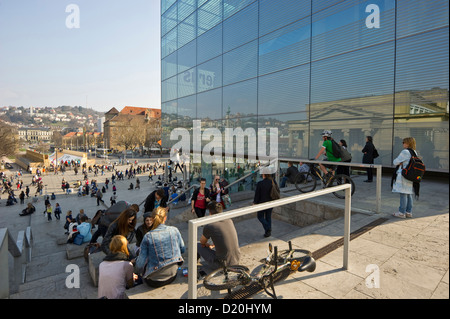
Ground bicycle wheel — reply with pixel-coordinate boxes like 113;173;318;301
329;174;355;199
294;172;317;193
203;265;250;291
277;249;311;264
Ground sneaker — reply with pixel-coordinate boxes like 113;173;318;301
392;212;405;219
405;212;412;218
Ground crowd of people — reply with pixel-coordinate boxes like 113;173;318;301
2;135;422;299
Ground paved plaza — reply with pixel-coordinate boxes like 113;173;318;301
0;156;448;300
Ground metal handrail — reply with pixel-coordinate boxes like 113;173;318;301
0;227;33;298
223;158;278;190
167;184;199;205
277;157;382;213
188;183;352;299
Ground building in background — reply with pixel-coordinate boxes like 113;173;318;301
161;0;449;173
103;106;161;152
18;127;53;142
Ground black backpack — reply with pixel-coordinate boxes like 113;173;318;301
402;149;425;183
330;139;342;158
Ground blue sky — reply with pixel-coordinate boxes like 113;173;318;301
0;0;161;113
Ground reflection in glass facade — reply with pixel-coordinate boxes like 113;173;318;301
161;0;449;175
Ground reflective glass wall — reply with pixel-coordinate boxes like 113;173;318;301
161;0;449;172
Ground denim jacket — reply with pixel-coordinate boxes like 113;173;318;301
135;224;185;278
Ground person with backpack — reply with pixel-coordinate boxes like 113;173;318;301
315;130;342;181
392;137;421;219
336;140;352;177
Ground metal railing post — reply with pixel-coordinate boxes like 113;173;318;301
343;186;352;270
188;220;198;299
376;166;382;213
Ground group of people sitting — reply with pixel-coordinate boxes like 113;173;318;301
94;186;240;299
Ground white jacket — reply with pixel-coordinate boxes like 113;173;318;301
392;149;414;194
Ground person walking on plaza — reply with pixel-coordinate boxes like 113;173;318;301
191;178;211;218
392;137;418;219
96;189;105;206
43;195;50;216
54;202;61;220
253;169;277;237
209;175;228;208
46;203;53;221
362;136;376;182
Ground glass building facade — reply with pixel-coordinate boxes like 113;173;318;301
161;0;449;176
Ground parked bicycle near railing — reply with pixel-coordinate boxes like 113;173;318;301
203;241;316;299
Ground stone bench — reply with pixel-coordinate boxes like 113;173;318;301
66;243;87;260
88;250;107;287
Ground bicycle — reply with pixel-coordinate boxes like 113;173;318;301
294;161;355;199
203;241;316;299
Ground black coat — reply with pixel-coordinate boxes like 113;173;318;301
253;178;275;205
143;190;168;213
285;166;299;183
362;141;375;164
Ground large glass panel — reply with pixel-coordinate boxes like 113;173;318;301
177;39;197;74
259;0;311;36
178;67;197;98
198;0;223;37
177;95;197;146
397;0;449;38
197;87;222;121
223;1;258;52
310;40;395;166
197;56;222;93
162;3;177;37
197;23;223;64
161;101;177;148
311;0;396;61
162;27;177;58
312;0;344;14
223;0;256;19
259;18;310;76
311;42;395;105
258;64;310;115
223;40;257;85
162;76;178;102
394;27;449;171
223;78;257;119
258;113;309;158
178;12;197;48
162;0;177;15
162;52;177;81
178;0;197;22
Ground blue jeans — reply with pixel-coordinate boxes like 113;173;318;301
399;193;413;214
257;209;272;233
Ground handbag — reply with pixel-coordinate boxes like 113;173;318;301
373;148;379;159
222;194;232;209
270;180;281;200
73;233;84;245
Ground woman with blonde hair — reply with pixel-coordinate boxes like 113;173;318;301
392;137;418;218
135;207;185;288
98;235;137;299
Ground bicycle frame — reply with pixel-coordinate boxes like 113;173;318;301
240;242;303;299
